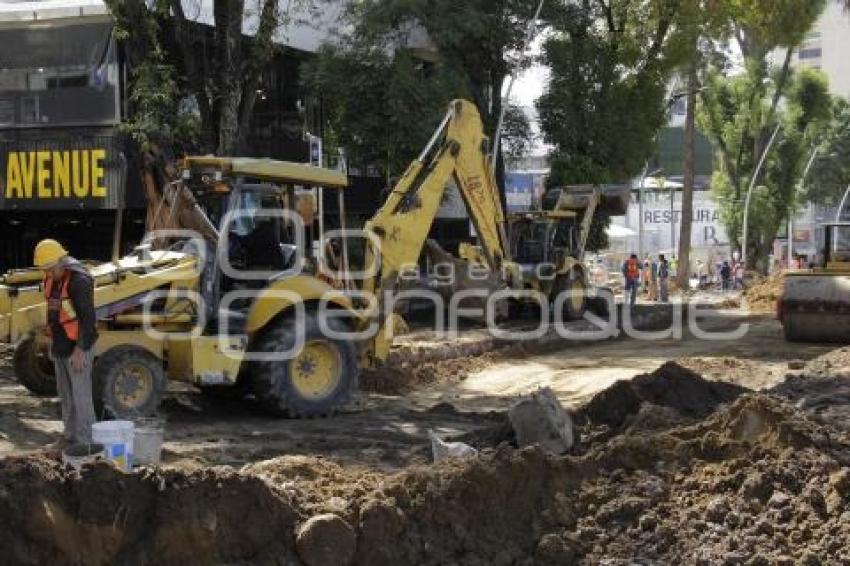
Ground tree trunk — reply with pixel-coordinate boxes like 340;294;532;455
677;59;698;288
215;0;245;156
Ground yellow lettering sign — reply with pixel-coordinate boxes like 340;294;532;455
37;151;51;198
19;152;35;198
91;149;106;198
72;150;89;198
52;151;70;197
5;152;22;198
4;149;109;201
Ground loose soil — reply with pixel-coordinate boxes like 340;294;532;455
743;271;785;312
1;310;848;564
2;360;850;564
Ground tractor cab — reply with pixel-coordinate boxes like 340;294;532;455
179;157;351;290
819;222;850;269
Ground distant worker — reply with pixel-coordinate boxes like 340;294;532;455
669;256;678;278
623;253;641;306
720;260;732;292
648;257;659;301
34;239;98;446
696;259;708;288
658;254;670;302
734;261;745;290
642;258;652;295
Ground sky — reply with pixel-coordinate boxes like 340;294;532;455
505;36;550;155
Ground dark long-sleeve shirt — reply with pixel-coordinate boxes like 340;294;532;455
48;268;98;358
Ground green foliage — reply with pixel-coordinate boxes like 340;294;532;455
304;44;468;177
303;0;537;178
538;0;696;251
693;0;829;269
105;0;179;150
700;67;832;267
805;98;850;206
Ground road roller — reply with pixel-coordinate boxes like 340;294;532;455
780;222;850;343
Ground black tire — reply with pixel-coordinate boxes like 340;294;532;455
552;271;587;321
12;336;57;396
251;313;359;418
587;287;614;318
93;346;166;418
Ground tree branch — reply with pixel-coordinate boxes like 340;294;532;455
170;0;214;150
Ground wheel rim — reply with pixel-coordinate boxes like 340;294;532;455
113;363;154;409
290;340;342;401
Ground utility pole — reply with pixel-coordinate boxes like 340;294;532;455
741;122;781;267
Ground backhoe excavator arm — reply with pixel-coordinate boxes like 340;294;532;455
360;100;512;365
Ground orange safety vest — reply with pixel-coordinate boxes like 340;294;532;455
626;259;640;280
44;273;79;341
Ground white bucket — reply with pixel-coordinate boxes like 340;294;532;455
62;443;105;471
132;417;165;465
91;420;134;472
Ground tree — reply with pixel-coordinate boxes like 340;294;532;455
537;0;694;251
105;0;287;155
804;97;850;208
700;67;832;269
303;0;538;183
694;0;828;269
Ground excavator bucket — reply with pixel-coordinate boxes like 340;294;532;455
544;184;630;216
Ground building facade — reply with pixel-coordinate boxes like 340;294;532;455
0;0;342;269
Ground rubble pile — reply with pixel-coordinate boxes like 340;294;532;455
743;272;785;312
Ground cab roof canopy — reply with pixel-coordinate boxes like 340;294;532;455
182;156;348;189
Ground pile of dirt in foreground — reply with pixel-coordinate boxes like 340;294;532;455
2;390;849;565
743;271;784;312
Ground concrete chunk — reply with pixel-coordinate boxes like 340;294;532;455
509;387;574;454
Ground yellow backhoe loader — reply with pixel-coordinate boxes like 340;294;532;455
0;99;517;418
459;184;629;319
780;222;850;342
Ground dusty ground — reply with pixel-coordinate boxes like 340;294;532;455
1;348;850;564
1;303;849;564
0;310;833;470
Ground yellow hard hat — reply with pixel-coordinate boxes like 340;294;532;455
33;239;68;268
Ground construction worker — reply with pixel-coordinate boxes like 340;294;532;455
658;254;670;303
622;253;640;306
33;239;98;445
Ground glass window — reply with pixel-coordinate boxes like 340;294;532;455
0;20;119;127
798;48;822;60
830;226;850;263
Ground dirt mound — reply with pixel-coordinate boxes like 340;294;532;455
361;355;494;394
800;346;850;378
580;361;748;429
0;456;302;565
2;392;850;564
743;271;784;312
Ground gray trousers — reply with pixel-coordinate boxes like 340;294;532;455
659;278;669;302
53;348;96;443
